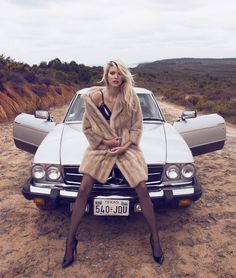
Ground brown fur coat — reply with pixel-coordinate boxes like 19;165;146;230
79;89;148;187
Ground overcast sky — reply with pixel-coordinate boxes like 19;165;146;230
0;0;236;66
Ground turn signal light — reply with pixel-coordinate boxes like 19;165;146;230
33;198;45;205
179;199;191;207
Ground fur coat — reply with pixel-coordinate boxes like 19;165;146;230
79;89;148;188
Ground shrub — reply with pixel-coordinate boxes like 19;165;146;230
39;61;48;69
197;100;215;111
32;86;47;97
7;72;24;84
12;83;25;96
55;87;62;95
0;71;4;80
199;81;207;88
54;71;69;83
207;90;223;101
0;80;4;91
41;78;52;86
185;94;201;106
23;71;37;83
229;100;236;110
215;102;230;116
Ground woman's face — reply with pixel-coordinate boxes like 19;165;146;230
107;66;124;87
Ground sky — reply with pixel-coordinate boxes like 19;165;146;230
0;0;236;66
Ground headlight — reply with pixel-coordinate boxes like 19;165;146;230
32;165;45;180
166;165;180;180
181;164;195;179
47;166;61;181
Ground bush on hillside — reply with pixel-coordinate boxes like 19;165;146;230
55;87;62;95
7;72;25;84
12;83;26;97
32;86;47;97
41;78;52;86
23;71;37;83
0;81;4;91
215;102;231;116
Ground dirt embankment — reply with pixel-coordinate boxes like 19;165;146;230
0;100;236;277
0;82;78;122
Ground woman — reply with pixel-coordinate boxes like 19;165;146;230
62;60;164;268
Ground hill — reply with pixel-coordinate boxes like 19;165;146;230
134;58;236;123
1;55;236;124
0;55;103;122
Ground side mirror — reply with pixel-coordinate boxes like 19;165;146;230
35;110;53;121
181;110;197;121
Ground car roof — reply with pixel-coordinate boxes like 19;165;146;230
77;87;152;95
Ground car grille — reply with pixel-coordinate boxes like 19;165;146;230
63;164;163;188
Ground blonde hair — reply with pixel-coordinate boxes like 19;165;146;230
100;60;136;110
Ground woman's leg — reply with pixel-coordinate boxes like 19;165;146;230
134;181;163;256
63;174;95;259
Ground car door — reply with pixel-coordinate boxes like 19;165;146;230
13;113;56;154
173;113;226;156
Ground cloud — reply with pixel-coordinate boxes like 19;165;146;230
0;0;236;65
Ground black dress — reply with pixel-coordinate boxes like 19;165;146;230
98;90;112;121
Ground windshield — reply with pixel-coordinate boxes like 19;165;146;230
65;93;163;122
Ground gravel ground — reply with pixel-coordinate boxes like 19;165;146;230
0;100;236;278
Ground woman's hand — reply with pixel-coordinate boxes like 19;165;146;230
103;137;121;148
108;140;132;155
108;145;127;155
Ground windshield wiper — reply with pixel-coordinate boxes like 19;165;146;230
143;118;164;121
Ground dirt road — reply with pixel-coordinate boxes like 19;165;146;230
0;100;236;278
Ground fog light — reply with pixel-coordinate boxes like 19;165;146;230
179;199;191;207
33;198;45;205
134;203;142;212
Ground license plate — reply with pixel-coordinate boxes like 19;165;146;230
94;199;129;216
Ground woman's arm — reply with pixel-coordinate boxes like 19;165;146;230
129;94;143;145
82;111;103;149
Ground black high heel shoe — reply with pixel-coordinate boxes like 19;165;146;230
150;235;164;265
62;238;78;268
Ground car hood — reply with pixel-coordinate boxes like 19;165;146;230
34;122;193;165
60;122;168;165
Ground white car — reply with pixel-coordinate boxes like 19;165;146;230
13;87;226;216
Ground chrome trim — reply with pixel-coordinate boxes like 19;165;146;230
149;191;164;197
146;181;162;185
60;190;78;197
33;179;192;189
31;186;51;194
173;187;194;195
66;173;83;177
148;172;162;176
63;180;81;185
91;195;133;200
30;185;194;198
162;180;193;186
34;182;78;188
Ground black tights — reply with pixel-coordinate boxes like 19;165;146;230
64;174;94;259
63;176;162;259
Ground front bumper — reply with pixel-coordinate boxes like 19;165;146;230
21;177;202;210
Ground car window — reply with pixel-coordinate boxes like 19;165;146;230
66;95;85;122
138;94;163;120
65;93;163;122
